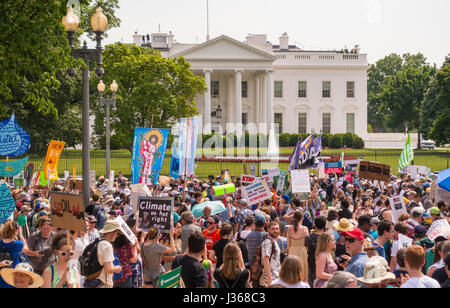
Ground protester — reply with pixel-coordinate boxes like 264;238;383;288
261;221;281;287
340;227;369;279
270;256;309;288
180;211;201;254
203;215;221;260
26;217;56;276
286;211;309;282
441;253;450;288
400;245;440;288
0;263;43;288
213;242;249;288
432;241;450;284
305;216;326;287
162;222;183;272
357;256;396;288
246;214;267;268
324;271;357;288
113;233;138;288
211;222;233;268
314;232;337;288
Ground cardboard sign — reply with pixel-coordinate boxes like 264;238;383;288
359;161;390;182
240;180;272;206
427;219;450;242
138;197;174;232
389;195;407;223
213;183;236;196
157;266;182;288
324;162;343;174
68;179;83;193
115;216;137;245
241;174;256;186
50;192;86;232
291;169;311;193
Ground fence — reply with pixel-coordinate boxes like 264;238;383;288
14;149;450;180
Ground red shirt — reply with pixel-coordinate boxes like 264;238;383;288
203;229;220;252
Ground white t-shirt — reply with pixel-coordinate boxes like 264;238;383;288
97;240;115;287
271;278;310;288
401;276;441;288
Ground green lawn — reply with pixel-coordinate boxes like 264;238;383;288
19;147;449;180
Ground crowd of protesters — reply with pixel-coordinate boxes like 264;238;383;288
0;169;449;288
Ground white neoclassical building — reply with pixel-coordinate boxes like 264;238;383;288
131;31;369;138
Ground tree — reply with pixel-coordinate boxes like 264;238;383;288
428;58;450;145
91;43;207;152
0;0;120;154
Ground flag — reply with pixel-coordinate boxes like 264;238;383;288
169;137;180;179
298;135;322;170
398;132;414;173
288;137;302;171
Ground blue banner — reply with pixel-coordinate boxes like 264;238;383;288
0;113;31;157
178;117;200;178
0;183;16;224
0;156;29;177
132;128;169;185
169;137;180;179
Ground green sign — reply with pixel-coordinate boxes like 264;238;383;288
157;266;182;288
213;183;236;196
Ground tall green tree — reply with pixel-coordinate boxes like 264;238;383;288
428;57;450;145
91;43;207;152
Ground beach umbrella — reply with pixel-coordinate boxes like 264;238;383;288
437;168;450;192
192;201;226;218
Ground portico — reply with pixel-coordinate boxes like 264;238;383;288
170;35;276;135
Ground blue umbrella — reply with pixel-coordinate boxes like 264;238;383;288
192;201;226;218
437;168;450;192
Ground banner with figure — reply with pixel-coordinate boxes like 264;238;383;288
43;140;66;180
0;183;16;224
297;135;322;170
132;128;169;185
0;156;28;177
178;117;200;178
0;113;31;157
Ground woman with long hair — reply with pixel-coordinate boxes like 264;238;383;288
270;256;309;288
314;232;337;288
141;227;176;288
42;232;80;288
286;210;309;283
162;222;182;272
213;242;249;288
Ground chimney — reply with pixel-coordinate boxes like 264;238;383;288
168;31;174;48
279;32;289;50
132;31;142;46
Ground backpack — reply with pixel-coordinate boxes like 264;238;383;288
250;235;275;286
236;231;249;266
79;238;106;280
0;243;12;263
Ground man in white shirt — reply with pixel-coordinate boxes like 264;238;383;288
262;221;281;287
96;221;122;288
401;245;440;288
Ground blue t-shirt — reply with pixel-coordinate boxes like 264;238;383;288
373;242;386;259
219;205;235;223
0;240;25;288
345;252;369;278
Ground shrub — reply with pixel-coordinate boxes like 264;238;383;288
279;133;291;147
352;135;365;149
321;133;332;148
343;133;354;148
329;134;343;148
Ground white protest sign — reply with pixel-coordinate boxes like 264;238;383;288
131;191;149;214
115;215;137;245
109;170;115;189
240;180;273;206
291;169;311;193
241;174;256;185
89;170;96;188
64;171;70;182
318;163;326;179
389;196;407;223
131;183;152;195
397;234;413;249
427;219;450;242
268;167;280;178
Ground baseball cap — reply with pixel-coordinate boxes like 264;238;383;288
429;207;440;215
411;207;425;215
414;225;427;238
340;227;365;241
254;214;266;224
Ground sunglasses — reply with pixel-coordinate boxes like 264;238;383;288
206;221;215;225
344;238;359;243
59;251;74;257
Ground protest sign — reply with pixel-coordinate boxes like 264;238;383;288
24;163;34;186
131;191;148;214
64;171;70;182
274;171;288;195
0;156;29;177
115;216;137;245
241;174;256;186
0;183;16;224
359;161;390;182
132;128;169;185
250;163;256;176
318;162;326;179
0;113;31;157
68;179;83;193
427;219;450;242
89;170;96;188
221;169;232;184
389;196;407;223
138;197;174;232
50;192;86;232
213;183;236;196
157;266;182;288
43;140;66;180
291;169;311;193
178;117;200;178
405;165;428;179
324;162;343;174
109;170;114;190
397;234;413;249
240;180;272;206
158;175;170;187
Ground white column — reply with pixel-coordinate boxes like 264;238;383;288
226;75;234;133
261;74;266;132
266;70;274;134
234;70;243;136
254;74;260;125
203;70;212;134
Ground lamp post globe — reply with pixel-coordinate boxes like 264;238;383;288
91;7;108;33
110;80;118;93
62;7;79;32
97;80;106;93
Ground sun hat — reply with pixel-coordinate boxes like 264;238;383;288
105;196;115;203
99;220;122;234
340;227;365;241
357;256;396;285
333;218;355;232
0;263;44;288
429;207;440;215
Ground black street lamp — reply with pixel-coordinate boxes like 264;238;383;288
211;105;222;118
62;6;108;206
97;80;118;181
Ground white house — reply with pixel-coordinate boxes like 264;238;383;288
132;31;370;139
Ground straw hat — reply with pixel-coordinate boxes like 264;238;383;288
99;220;122;235
333;218;354;232
1;263;44;288
357;256;395;285
105;196;115;203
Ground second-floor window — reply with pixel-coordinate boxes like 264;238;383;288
274;81;283;98
322;81;331;98
298;81;307;98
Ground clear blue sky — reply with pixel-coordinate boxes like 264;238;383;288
102;0;449;66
